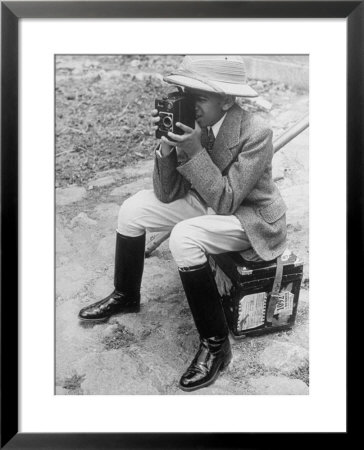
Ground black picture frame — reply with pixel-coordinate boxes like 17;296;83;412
1;1;361;448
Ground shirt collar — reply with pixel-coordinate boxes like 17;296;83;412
209;112;227;137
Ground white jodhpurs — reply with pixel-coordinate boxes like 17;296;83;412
117;189;254;268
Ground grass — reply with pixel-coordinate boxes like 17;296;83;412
63;373;86;391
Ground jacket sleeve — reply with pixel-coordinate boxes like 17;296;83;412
176;126;273;214
152;146;191;203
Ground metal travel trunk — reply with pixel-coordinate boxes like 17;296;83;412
209;250;303;339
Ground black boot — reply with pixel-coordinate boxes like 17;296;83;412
178;262;232;392
78;232;145;322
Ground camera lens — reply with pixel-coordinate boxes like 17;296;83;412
162;116;172;128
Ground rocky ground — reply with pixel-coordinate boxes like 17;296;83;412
56;55;309;395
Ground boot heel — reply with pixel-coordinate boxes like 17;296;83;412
220;353;232;371
123;304;140;313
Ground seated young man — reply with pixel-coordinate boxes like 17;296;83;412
78;55;287;392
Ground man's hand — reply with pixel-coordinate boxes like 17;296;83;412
151;109;175;156
162;121;203;159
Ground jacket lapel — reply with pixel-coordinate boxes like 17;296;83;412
208;104;242;172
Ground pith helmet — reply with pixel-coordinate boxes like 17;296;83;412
164;55;258;97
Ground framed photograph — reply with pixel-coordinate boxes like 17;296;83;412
1;1;361;447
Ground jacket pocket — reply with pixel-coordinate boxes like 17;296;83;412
258;197;287;223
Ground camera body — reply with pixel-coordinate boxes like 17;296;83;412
155;90;195;140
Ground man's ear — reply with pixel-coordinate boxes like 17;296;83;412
221;95;236;111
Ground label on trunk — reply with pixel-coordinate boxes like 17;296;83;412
237;292;267;331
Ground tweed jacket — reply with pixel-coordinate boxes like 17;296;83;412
152;103;287;261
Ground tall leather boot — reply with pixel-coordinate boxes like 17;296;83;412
78;232;145;322
178;261;232;392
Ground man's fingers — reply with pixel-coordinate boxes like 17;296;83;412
151;109;159;116
167;131;183;142
152;116;160;124
161;136;176;147
176;122;193;133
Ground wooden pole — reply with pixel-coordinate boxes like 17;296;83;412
273;114;309;154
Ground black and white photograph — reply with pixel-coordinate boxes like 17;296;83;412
55;54;309;395
2;0;358;443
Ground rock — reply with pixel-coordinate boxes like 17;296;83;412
93;203;120;221
248;376;308;394
110;178;152;197
56;300;104;381
134;72;148;82
57;58;100;71
299;289;309;304
259;341;308;373
91;276;113;298
70;212;97;228
255;80;264;90
121;160;154;179
251;97;272;111
286;321;309;350
56;186;87;206
75;351;160;395
97;235;116;258
56;263;91;298
133;352;179;393
88;175;116;189
102;70;122;80
83;59;101;68
134;72;164;83
152;73;164;82
58;256;70;265
56;227;72;253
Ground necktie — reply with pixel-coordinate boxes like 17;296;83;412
207;127;215;152
201;127;215;152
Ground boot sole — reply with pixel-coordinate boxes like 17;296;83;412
78;305;140;323
179;354;232;392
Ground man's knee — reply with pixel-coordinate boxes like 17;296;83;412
169;220;207;267
118;189;153;235
169;221;197;257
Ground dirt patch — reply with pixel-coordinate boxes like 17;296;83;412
102;324;138;350
289;362;310;386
